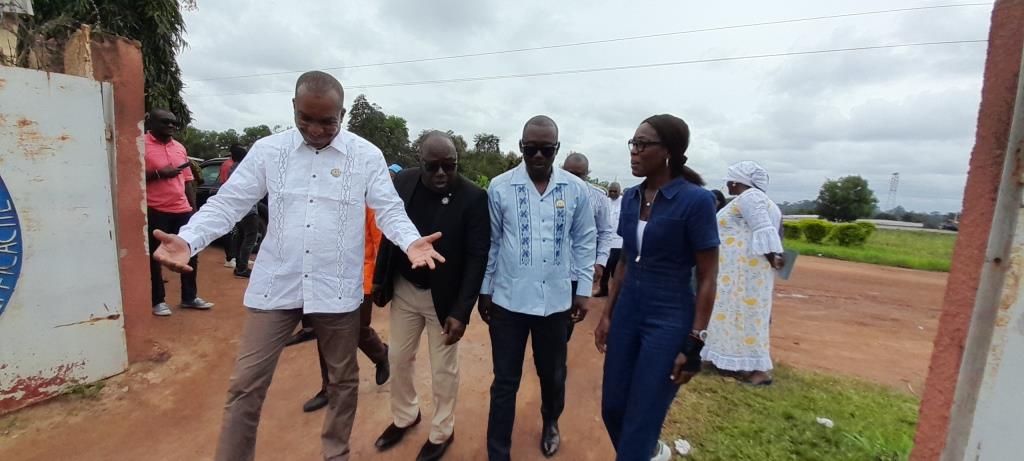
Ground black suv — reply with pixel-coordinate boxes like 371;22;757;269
196;157;269;247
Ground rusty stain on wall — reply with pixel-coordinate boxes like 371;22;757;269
0;361;85;413
1;117;74;160
53;313;121;328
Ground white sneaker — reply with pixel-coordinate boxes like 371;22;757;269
651;440;671;461
181;297;215;310
223;259;236;268
152;303;172;316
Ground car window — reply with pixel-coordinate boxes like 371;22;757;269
201;165;222;186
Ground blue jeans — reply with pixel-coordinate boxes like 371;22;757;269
601;289;690;461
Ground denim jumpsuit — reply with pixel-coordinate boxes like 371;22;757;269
601;178;720;460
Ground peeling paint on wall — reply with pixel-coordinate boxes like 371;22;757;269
0;361;85;413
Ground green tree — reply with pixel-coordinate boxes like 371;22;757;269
411;130;468;158
346;95;414;166
178;124;273;159
816;176;879;222
241;125;273;146
473;133;501;155
178;126;220;159
24;0;195;124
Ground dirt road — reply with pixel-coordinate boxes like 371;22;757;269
0;252;946;460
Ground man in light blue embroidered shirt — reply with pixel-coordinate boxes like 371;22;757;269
478;115;597;461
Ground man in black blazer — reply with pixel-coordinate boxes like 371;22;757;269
371;131;490;461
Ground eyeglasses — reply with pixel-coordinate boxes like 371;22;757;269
520;141;560;158
628;139;662;153
422;161;457;173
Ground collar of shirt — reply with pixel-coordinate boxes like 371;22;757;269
288;129;352;155
508;162;571;190
629;176;691;201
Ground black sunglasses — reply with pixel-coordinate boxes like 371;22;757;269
422;161;457;173
628;139;661;153
520;141;560;158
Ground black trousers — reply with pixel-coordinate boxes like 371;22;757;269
148;208;198;305
234;213;259;275
487;304;569;461
599;248;622;296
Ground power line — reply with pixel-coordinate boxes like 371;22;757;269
187;40;987;98
186;2;991;83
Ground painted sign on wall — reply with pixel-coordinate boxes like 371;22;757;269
0;175;22;316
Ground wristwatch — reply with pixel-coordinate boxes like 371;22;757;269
690;329;708;342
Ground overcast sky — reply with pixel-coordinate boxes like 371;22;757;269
178;1;993;212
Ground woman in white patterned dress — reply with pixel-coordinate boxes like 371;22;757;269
701;161;784;386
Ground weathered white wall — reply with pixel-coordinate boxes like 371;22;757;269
0;65;127;412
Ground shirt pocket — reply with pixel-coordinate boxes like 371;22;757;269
646;216;687;255
321;169;365;206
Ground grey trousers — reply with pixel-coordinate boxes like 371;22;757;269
214;308;360;461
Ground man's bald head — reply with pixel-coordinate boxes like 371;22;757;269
562;152;590;180
417;130;459;193
608;181;622;199
295;71;345;103
522;115;558;138
417;130;457;158
147;108;179;141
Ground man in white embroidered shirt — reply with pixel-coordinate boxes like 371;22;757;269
151;71;444;461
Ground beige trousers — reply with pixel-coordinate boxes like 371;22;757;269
214;308;360;461
389;276;460;444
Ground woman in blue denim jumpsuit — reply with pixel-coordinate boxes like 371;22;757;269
595;114;720;460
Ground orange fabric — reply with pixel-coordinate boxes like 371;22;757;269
218;158;235;183
363;208;383;294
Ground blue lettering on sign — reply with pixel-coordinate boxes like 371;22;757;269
0;174;22;317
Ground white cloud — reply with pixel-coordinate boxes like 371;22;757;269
177;0;993;212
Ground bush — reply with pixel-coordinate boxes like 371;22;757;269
856;221;877;239
831;223;871;247
801;220;833;244
782;222;803;240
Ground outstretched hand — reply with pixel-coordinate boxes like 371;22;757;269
152;230;193;273
408;232;446;269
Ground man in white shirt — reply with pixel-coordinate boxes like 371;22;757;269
560;153;614;332
598;182;623;296
152;71;444;461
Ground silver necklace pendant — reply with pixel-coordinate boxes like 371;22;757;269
441;196;450;205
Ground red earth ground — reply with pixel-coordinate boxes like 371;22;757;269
0;252;946;460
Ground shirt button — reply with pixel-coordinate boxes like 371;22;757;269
312;174;317;178
309;199;314;203
305;250;310;253
306;224;311;228
304;274;309;278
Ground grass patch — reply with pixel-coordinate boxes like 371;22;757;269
662;365;920;460
62;382;105;399
786;229;954;272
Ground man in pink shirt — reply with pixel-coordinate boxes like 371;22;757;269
145;108;215;316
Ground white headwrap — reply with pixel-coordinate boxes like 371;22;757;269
726;161;770;192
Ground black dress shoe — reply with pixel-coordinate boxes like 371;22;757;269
416;433;454;461
285;327;316;347
541;420;560;457
302;390;328;413
375;412;421;451
376;358;391;385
